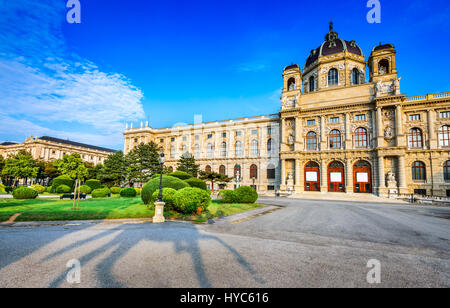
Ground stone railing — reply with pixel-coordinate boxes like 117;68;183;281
404;91;450;103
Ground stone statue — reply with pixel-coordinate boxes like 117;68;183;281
387;172;396;183
391;77;402;95
287;135;295;145
384;126;394;139
375;81;383;97
289;82;296;91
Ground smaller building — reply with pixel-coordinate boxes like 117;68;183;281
0;136;116;165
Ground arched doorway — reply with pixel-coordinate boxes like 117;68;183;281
304;162;320;192
353;161;372;193
328;161;345;192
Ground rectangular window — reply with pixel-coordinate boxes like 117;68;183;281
355;114;366;121
267;185;275;191
160;139;164;143
183;136;187;141
251;129;258;135
307;120;316;126
267;127;272;135
207;134;213;139
409;114;421;121
171;137;175;142
222;132;227;138
195;135;199;140
330;117;340;124
267;168;276;179
440;112;450;119
236;131;242;137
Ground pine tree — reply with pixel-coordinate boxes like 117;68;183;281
98;151;127;186
177;152;200;177
126;142;161;186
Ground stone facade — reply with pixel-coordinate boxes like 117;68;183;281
0;136;115;165
124;24;450;197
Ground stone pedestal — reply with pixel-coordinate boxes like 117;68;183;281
386;172;398;198
153;201;165;223
286;173;294;195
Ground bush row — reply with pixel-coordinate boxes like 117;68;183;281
218;186;258;204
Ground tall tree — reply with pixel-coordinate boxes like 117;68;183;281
85;162;103;180
126;142;161;186
2;150;39;187
199;171;232;194
54;153;88;180
98;151;127;186
177;152;200;177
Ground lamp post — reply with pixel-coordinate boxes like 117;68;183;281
153;152;165;223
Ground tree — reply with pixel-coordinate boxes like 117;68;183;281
199;171;232;194
126;142;161;186
98;151;127;186
0;155;4;174
86;162;103;180
2;150;39;187
176;152;200;177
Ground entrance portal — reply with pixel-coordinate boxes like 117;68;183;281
304;162;320;192
328;161;345;192
353;161;372;193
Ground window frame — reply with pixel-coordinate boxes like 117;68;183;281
328;68;339;86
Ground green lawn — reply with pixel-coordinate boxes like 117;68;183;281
0;197;263;223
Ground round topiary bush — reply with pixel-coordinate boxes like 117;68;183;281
12;186;38;200
173;187;211;214
46;186;53;193
152;188;177;210
91;188;110;198
234;186;258;204
56;185;72;194
184;177;207;190
85;179;102;191
141;175;190;205
110;187;122;194
169;171;193;180
79;185;92;194
0;184;6;194
30;184;46;194
51;175;74;192
120;187;137;198
134;187;141;195
218;190;238;204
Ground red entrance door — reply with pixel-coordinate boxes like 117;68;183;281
304;162;320;192
328;161;345;193
353;161;372;193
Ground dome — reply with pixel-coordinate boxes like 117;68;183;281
305;22;364;68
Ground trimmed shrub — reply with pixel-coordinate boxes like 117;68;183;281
184;177;207;190
85;179;102;191
79;185;92;194
51;175;74;192
152;188;177;210
235;186;258;204
30;184;46;194
110;187;122;194
169;171;193;181
218;190;238;204
0;184;6;193
134;187;141;195
141;175;189;205
92;188;110;198
12;186;38;200
56;185;72;194
173;187;211;214
120;187;137;198
46;186;52;193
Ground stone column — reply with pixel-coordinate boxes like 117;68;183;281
428;110;437;149
280;159;287;190
295;159;304;193
398;156;407;193
320;116;326;150
345;113;352;149
295;117;303;151
371;110;377;147
376;107;384;147
346;158;353;193
396;105;405;147
281;118;286;152
320;159;327;192
378;155;386;193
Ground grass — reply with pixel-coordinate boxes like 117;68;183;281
0;197;263;223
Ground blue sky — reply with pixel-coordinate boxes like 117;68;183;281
1;0;449;150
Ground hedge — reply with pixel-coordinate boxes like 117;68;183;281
51;175;74;192
152;188;177;210
141;175;189;205
173;187;211;214
30;184;46;194
218;190;238;204
85;179;102;191
0;184;6;194
120;187;137;198
56;185;72;194
134;187;141;195
184;177;207;190
169;171;193;180
79;185;92;194
92;188;111;198
12;187;38;200
110;187;122;194
234;186;258;204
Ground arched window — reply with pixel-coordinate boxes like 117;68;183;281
408;128;423;149
287;78;296;91
267;139;273;154
351;68;360;85
250;165;258;179
306;132;317;150
207;143;214;158
267;164;276;179
194;144;200;158
309;76;315;92
234;164;241;178
439;126;450;147
221;142;227;157
182;144;187;153
329;130;341;149
235;141;243;157
205;165;212;173
328;68;338;86
354;127;368;148
251;140;259;155
444;161;450;181
412;161;426;181
219;165;226;176
170;145;175;158
378;59;389;75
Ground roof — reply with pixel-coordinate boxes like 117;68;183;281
38;136;117;153
0;142;18;146
373;43;395;52
284;64;300;71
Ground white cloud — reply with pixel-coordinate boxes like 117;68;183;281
0;0;145;148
